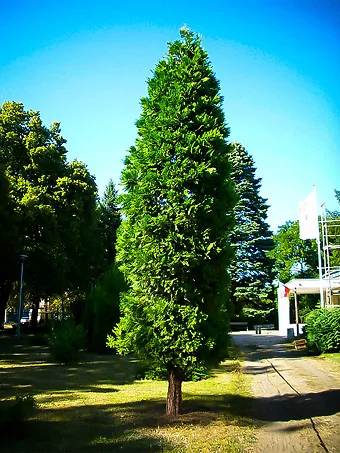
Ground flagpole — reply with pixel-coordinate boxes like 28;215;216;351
314;186;325;308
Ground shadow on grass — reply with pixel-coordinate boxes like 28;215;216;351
3;336;340;452
3;387;340;452
0;337;138;399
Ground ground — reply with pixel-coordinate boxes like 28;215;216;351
1;332;340;452
0;334;254;453
233;331;340;453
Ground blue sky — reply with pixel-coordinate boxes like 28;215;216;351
1;0;339;232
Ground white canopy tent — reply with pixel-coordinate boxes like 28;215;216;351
285;278;340;295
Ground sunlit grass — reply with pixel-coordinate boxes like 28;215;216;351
322;352;340;363
1;337;255;452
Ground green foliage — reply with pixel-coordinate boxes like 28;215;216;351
136;359;209;382
269;220;318;283
295;294;320;323
108;28;236;378
228;143;275;315
97;180;121;269
83;265;127;353
305;308;340;353
49;318;85;364
241;306;276;327
0;101;100;324
0;394;36;438
324;189;340;268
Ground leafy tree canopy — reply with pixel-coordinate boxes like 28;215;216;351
269;220;318;283
0;101;99;323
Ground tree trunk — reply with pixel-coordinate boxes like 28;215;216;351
30;297;40;331
0;281;12;326
166;367;183;416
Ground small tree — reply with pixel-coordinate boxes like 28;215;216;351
107;28;235;415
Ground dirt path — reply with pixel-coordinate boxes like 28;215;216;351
232;332;340;453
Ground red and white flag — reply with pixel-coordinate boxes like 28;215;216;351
278;283;290;298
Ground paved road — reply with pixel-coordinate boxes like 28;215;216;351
232;331;340;453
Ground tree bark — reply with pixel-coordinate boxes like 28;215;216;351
30;296;40;331
0;281;12;326
166;367;183;416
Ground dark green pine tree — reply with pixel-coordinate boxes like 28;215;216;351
228;143;275;317
98;179;121;268
108;28;236;415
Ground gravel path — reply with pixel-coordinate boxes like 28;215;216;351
232;331;340;453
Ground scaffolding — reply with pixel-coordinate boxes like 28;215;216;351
321;204;340;306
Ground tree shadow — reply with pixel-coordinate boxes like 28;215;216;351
0;338;138;399
4;388;340;452
2;380;340;452
183;388;340;423
232;333;309;361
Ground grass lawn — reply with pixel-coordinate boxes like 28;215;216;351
321;352;340;364
0;335;255;453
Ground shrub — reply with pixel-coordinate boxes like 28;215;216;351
305;308;340;354
0;394;36;438
83;265;127;353
49;318;85;364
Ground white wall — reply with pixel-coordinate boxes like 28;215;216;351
278;296;290;334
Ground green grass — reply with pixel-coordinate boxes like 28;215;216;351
321;352;340;363
0;336;255;453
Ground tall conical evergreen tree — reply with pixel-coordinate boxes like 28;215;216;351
98;179;121;268
108;28;236;415
228;143;275;315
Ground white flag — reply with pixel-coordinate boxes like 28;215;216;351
298;189;319;240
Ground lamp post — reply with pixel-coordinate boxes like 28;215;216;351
17;254;28;341
90;278;95;293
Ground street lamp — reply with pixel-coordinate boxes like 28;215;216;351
17;254;28;341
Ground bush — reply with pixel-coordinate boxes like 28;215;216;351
0;394;36;438
49;318;85;364
305;308;340;354
83;265;127;353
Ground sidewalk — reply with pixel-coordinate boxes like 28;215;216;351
232;331;340;453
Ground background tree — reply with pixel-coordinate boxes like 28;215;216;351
97;179;121;270
269;220;319;320
270;220;318;283
83;265;127;352
324;189;340;269
0;101;99;326
108;28;236;416
0;164;19;325
228;143;275;321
